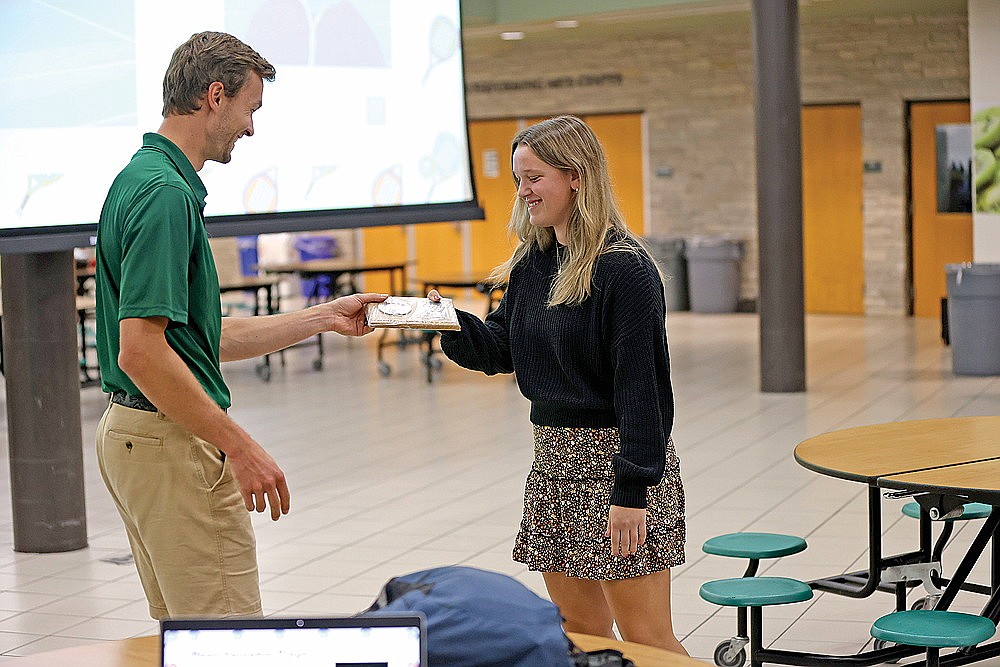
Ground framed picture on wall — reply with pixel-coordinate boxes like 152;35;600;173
972;106;1000;212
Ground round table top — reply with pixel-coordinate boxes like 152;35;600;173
10;632;698;667
879;458;1000;503
793;416;1000;483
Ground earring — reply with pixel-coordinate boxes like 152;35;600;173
571;187;578;192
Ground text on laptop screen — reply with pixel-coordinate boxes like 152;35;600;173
162;625;422;667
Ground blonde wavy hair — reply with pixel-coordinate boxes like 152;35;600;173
488;115;649;306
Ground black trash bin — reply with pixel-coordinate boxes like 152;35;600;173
645;236;688;312
684;236;744;313
945;263;1000;375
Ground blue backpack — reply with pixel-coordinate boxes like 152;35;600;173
365;566;575;667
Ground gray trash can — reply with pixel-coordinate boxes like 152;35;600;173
684;236;744;313
645;236;688;311
946;262;1000;375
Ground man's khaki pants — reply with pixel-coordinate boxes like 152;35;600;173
96;402;262;619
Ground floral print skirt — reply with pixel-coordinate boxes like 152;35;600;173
512;425;686;580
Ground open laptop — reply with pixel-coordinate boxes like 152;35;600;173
161;613;426;667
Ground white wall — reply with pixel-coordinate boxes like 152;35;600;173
969;0;1000;262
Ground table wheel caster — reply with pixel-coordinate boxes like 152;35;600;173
377;361;391;377
714;641;746;667
312;358;323;371
255;364;271;382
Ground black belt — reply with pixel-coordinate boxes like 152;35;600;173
110;391;157;413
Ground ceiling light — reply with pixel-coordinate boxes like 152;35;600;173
554;20;579;28
500;31;525;40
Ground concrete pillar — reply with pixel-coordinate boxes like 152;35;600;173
751;0;806;392
1;251;87;552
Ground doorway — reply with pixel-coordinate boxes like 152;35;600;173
801;104;864;314
909;100;972;319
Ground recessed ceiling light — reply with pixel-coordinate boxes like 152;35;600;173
554;20;579;28
500;31;525;40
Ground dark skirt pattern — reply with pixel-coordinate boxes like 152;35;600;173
512;425;686;580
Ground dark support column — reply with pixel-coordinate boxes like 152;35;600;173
751;0;806;393
1;251;87;552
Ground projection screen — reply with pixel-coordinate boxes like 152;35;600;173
0;0;481;253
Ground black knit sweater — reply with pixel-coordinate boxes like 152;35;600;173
439;238;674;508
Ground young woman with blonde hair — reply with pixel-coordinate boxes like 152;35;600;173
430;115;687;652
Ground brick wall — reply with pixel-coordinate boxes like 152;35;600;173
463;8;969;313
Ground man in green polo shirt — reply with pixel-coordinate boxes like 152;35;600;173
95;31;386;620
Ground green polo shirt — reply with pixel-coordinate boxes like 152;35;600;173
95;133;231;409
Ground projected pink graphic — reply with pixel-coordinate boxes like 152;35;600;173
242;0;389;68
316;1;388;67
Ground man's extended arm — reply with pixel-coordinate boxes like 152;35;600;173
219;292;386;362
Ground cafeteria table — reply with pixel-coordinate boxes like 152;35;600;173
260;259;407;372
218;275;282;381
775;417;1000;666
383;272;505;383
794;417;1000;601
0;295;100;387
9;631;699;667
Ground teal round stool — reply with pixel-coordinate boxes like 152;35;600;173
901;502;991;521
703;532;808;560
700;577;813;667
700;576;813;607
871;610;996;667
701;532;808;667
901;502;992;610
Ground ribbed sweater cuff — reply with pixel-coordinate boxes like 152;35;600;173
610;479;648;509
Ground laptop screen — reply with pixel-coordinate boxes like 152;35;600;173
161;614;426;667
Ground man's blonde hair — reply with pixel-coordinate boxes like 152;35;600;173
162;31;275;117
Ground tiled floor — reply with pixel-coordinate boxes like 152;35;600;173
0;309;999;662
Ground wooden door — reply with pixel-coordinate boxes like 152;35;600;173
801;104;864;314
414;220;464;285
910;101;973;318
469;119;520;276
361;225;408;294
523;114;645;235
583;113;646;235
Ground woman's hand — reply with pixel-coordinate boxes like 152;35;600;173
427;289;442;302
606;505;647;557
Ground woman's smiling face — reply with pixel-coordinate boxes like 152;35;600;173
513;144;579;241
